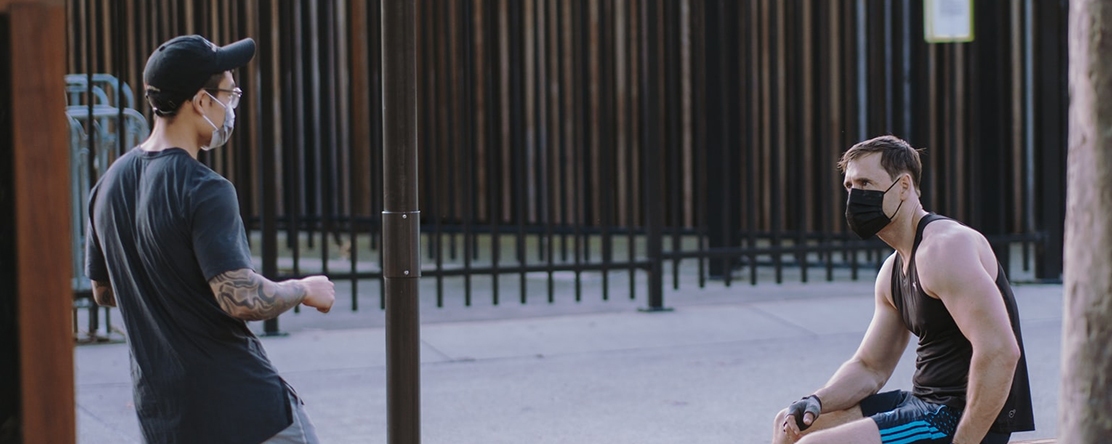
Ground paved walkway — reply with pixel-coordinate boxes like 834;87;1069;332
75;273;1062;443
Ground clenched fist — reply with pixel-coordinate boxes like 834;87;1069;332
299;275;335;313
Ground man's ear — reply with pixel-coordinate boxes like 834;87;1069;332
190;91;207;116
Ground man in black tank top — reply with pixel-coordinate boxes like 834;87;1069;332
771;136;1034;444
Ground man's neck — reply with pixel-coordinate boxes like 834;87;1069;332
139;118;202;159
878;204;930;264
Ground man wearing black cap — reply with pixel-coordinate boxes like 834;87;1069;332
85;35;334;444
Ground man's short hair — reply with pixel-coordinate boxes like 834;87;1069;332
837;135;925;190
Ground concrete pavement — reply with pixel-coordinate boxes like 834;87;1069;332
75;275;1063;443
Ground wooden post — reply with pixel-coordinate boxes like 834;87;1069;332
1062;0;1112;441
0;11;17;441
3;1;76;443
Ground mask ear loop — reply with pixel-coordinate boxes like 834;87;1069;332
883;174;905;193
193;91;222;150
884;174;909;219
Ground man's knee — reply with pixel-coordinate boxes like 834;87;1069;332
774;407;789;425
772;408;799;444
773;407;796;435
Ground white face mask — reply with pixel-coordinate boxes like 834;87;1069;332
200;91;235;151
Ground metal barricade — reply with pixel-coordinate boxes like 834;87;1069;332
65;73;136;109
66;74;147;343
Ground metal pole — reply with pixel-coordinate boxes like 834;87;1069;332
639;0;670;313
382;0;421;443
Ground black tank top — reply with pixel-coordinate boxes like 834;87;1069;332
891;213;1035;433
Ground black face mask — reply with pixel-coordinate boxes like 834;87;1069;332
845;176;905;239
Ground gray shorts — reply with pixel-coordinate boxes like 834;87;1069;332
263;391;320;444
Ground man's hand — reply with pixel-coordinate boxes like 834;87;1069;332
298;275;335;313
784;395;823;433
91;279;116;307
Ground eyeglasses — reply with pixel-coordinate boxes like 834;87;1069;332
205;87;242;109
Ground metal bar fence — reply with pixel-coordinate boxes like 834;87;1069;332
64;0;1066;333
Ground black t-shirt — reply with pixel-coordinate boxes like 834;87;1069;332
891;213;1035;433
86;147;291;444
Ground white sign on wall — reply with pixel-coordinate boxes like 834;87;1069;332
924;0;974;43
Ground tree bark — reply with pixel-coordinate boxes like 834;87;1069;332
1062;0;1112;441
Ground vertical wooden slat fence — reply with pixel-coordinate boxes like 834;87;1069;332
64;0;1067;323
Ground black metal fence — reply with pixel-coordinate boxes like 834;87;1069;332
65;0;1067;334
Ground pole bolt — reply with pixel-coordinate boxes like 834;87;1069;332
404;270;410;275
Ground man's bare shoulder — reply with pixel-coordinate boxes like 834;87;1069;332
915;218;996;295
874;251;899;306
917;218;989;258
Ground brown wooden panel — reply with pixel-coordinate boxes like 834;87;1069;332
800;0;814;232
242;0;259;216
1009;2;1023;232
350;0;371;217
679;0;692;228
827;0;844;232
548;0;563;225
612;0;626;226
629;0;639;225
523;0;535;222
54;0;1065;288
498;0;510;223
432;0;447;224
757;0;770;229
559;0;573;225
0;0;63;13
586;0;599;223
449;0;463;221
472;0;487;220
10;2;75;443
537;0;550;226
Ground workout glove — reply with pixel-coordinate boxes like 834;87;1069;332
787;395;823;431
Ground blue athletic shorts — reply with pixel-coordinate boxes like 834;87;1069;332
859;390;1011;444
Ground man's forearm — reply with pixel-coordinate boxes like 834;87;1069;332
210;269;306;321
814;358;888;412
952;349;1018;443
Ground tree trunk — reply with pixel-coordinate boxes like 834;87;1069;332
1062;0;1112;441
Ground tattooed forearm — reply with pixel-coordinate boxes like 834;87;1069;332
92;280;116;307
209;269;306;321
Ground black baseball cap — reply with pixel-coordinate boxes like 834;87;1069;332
143;35;255;115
